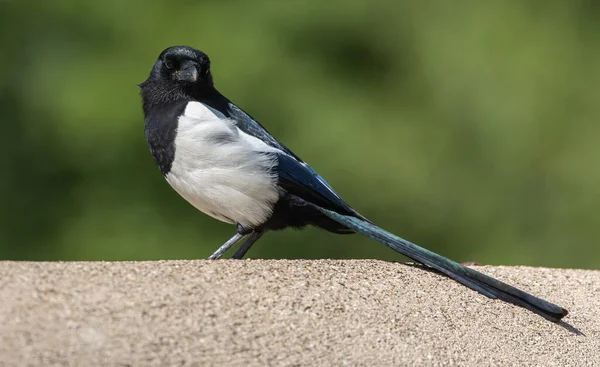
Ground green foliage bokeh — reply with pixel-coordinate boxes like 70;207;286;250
1;1;599;268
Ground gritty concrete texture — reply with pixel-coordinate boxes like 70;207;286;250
0;260;597;366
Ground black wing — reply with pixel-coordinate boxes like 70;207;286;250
201;91;365;219
276;153;363;218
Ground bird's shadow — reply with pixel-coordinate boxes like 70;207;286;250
400;261;585;336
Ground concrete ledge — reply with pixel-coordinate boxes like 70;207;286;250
0;260;597;366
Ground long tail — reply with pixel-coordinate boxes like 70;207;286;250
316;207;568;322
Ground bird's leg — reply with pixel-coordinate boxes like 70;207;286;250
231;231;265;259
207;232;246;259
207;224;254;259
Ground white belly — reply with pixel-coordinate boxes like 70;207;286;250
165;102;281;228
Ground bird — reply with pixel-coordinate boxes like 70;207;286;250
139;45;568;322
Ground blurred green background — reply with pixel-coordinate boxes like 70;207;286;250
1;1;599;268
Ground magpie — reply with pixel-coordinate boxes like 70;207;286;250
139;45;568;322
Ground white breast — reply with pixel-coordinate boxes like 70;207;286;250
165;101;281;228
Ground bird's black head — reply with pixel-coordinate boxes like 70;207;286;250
139;46;214;110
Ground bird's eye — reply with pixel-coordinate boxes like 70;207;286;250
164;60;174;69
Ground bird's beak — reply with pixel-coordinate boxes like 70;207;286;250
176;62;199;83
